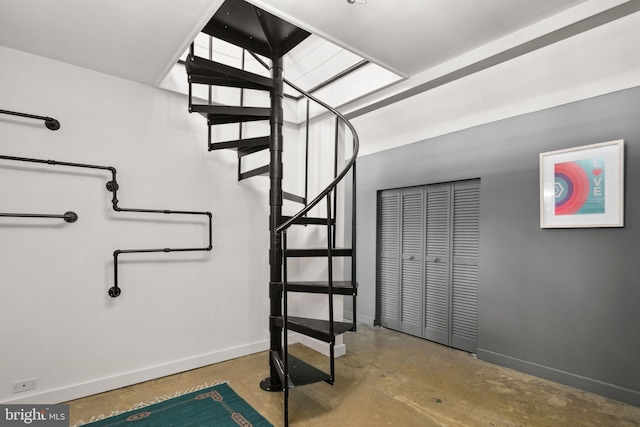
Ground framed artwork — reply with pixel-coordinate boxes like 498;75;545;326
539;140;624;228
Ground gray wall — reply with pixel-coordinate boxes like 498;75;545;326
356;86;640;406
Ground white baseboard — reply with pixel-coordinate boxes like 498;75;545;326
356;313;375;326
290;332;346;358
1;340;270;405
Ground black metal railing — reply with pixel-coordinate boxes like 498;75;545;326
0;154;213;297
248;49;359;317
0;109;60;131
248;51;359;234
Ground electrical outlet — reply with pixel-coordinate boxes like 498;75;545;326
12;379;36;394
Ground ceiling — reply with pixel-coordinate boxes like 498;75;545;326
0;0;225;85
248;0;589;77
0;0;628;99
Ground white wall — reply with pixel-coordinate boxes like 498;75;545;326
8;0;624;402
350;7;640;157
0;45;277;404
348;10;640;326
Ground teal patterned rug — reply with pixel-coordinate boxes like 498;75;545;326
79;383;273;427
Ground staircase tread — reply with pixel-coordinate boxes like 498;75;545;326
187;55;273;90
285;280;358;295
282;192;305;205
209;136;270;152
271;352;330;388
191;104;270;116
206;115;269;125
285;248;353;257
278;316;353;342
281;215;334;225
287;280;356;287
237;145;269;157
189;74;272;91
239;164;269;180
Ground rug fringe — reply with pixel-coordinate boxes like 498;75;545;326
70;380;229;427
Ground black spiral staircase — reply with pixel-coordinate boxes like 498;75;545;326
185;1;358;426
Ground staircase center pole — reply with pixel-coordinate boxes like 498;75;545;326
261;55;285;392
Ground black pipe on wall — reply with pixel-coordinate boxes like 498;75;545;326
0;154;213;298
0;211;78;223
0;109;61;130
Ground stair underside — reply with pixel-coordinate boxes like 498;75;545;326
276;316;353;343
271;351;331;388
282;192;305;204
191;104;270;125
240;164;269;180
207;115;268;125
191;104;270;117
202;0;310;58
209;136;269;154
285;280;357;296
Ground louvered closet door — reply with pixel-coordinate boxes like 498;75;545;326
377;181;479;353
450;181;480;352
424;184;451;345
378;190;401;330
399;187;424;337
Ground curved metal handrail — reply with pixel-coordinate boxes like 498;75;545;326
248;52;359;234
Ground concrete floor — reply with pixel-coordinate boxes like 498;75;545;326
68;324;640;426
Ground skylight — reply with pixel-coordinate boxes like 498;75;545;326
177;31;402;111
